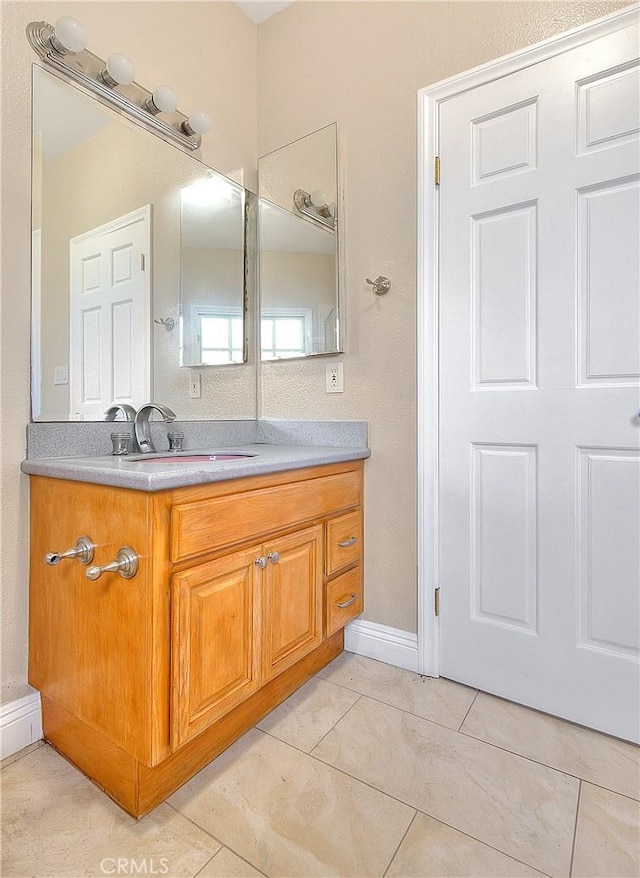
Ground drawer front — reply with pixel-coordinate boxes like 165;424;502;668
171;469;361;563
326;509;362;575
325;567;363;637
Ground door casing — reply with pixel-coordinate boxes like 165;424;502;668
416;4;640;677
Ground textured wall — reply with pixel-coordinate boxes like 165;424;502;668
256;0;631;634
0;1;257;705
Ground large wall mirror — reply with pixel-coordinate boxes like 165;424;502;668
31;65;255;421
258;123;342;360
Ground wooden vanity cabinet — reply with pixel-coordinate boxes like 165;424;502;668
28;460;363;816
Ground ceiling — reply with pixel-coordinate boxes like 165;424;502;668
234;1;293;24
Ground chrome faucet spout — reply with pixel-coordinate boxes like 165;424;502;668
104;404;136;422
133;403;177;454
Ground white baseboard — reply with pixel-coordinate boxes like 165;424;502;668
344;619;419;672
1;691;43;760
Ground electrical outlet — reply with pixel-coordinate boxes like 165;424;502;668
325;362;344;393
53;365;68;385
189;371;202;399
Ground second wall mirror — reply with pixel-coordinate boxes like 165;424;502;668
258;123;342;360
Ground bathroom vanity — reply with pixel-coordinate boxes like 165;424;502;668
24;435;367;817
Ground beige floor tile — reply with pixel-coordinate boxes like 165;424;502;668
313;696;578;877
461;692;640;800
0;744;220;878
257;677;360;751
169;727;414;877
317;651;476;729
572;783;640;878
198;847;265;877
387;812;547;877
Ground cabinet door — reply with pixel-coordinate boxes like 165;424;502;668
172;546;262;748
262;525;323;682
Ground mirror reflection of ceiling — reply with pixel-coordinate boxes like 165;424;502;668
34;71;111;163
259;200;334;254
181;178;245;249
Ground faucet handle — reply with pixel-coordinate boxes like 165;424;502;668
168;432;185;452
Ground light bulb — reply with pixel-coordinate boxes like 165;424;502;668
183;111;211;137
51;16;87;54
310;189;327;208
101;53;135;87
145;85;178;115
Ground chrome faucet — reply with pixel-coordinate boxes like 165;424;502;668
104;404;136;421
133;403;177;453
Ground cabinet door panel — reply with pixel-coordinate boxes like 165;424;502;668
263;525;323;682
172;546;261;747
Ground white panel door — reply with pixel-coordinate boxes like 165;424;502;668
438;24;640;741
70;205;151;419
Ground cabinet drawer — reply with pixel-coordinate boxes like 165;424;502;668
326;510;362;575
171;469;361;563
325;567;363;637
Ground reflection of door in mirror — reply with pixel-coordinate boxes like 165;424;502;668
258;123;342;360
69;206;151;419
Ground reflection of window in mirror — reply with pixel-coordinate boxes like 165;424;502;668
261;308;312;360
192;306;243;365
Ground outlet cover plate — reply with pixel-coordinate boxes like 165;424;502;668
325;363;344;393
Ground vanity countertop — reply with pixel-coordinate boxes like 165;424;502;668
20;443;370;492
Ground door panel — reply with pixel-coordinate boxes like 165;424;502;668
262;525;323;682
171;546;262;748
438;23;640;741
70;205;151;419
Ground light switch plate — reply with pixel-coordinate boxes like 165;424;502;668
53;365;68;385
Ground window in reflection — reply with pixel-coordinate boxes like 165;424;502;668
192;306;243;365
261;309;312;360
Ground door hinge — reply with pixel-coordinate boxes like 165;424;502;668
140;253;146;271
434;156;441;187
434;586;440;617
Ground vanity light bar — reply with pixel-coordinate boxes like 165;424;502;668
293;188;336;232
26;20;205;152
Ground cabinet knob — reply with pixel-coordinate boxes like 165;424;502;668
267;552;280;564
86;546;139;581
44;535;95;567
254;556;267;569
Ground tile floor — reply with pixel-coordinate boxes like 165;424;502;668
2;652;639;878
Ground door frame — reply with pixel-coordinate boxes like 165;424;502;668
416;4;639;676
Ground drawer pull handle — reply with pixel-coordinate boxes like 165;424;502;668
86;546;139;581
45;535;95;567
338;536;358;548
254;556;267;569
268;552;280;564
335;593;358;609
